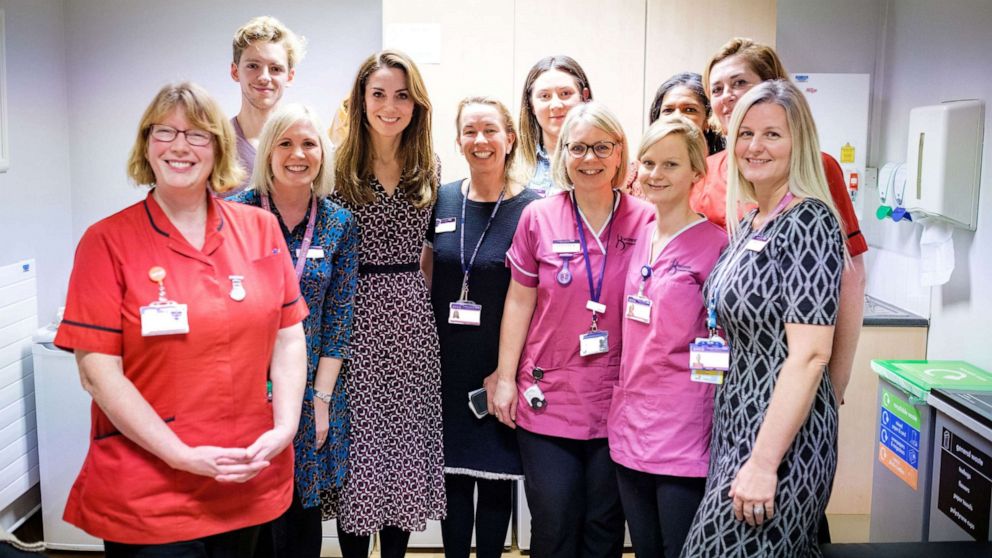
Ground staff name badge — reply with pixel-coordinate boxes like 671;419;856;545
689;337;730;384
435;217;457;234
579;330;609;357
625;295;652;324
448;301;482;326
552;239;581;254
745;234;769;252
297;247;325;259
586;300;607;314
140;303;190;336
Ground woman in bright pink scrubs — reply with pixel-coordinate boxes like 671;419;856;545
490;101;653;558
608;116;727;558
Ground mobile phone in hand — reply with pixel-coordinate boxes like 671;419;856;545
468;387;488;419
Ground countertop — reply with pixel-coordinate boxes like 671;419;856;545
863;295;928;327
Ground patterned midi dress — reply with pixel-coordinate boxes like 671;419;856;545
329;178;445;535
681;199;844;558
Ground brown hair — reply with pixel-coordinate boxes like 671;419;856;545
454;96;519;183
703;37;789;99
127;82;244;193
517;55;593;173
334;50;438;208
232;16;306;69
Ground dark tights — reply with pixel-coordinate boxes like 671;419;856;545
337;524;410;558
441;474;513;558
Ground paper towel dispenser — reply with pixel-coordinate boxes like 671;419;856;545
904;99;984;230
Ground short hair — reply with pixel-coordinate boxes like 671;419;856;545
250;103;334;198
725;80;849;261
517;55;593;172
703;37;788;100
454;96;519;183
127;82;244;194
232;16;306;69
551;101;628;191
637;115;708;180
648;72;723;155
334;50;437;208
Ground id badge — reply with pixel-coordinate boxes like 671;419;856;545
625;295;652;324
449;301;482;326
552;239;580;254
297;247;325;259
745;234;769;252
689;337;730;371
435;217;457;234
579;330;609;357
691;369;725;385
140;303;190;336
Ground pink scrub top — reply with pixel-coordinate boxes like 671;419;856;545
608;218;728;477
506;191;654;440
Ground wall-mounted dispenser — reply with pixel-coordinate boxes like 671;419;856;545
904;99;984;230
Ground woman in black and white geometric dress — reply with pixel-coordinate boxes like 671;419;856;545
680;80;846;558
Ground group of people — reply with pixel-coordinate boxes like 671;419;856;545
52;13;867;558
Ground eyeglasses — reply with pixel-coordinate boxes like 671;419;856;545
149;124;213;147
565;141;618;159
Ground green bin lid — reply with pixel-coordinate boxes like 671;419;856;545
870;360;992;401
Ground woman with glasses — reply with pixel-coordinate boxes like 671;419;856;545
232;103;358;558
492;101;653;558
330;50;443;558
427;96;540;558
54;82;308;557
608;116;727;558
516;55;592;197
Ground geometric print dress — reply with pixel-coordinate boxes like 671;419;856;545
681;199;844;558
328;178;446;535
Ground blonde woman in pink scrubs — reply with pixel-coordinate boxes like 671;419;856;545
608;116;727;558
490;101;653;558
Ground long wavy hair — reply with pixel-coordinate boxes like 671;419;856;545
334;50;438;208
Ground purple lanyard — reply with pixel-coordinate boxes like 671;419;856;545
754;191;795;235
459;183;506;299
262;193;317;282
572;190;617;318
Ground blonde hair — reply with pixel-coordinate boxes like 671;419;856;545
249;103;334;198
517;55;592;176
637;115;708;179
334;50;438;208
232;16;306;69
551;101;628;191
127;82;244;194
454;96;519;183
725;80;849;260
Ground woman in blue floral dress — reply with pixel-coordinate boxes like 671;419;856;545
233;103;358;558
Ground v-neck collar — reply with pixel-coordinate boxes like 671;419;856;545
572;190;621;254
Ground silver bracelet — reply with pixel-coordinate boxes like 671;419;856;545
314;390;333;404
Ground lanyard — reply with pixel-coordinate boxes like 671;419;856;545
707;191;795;333
262;193;317;282
459;181;506;300
572;190;617;325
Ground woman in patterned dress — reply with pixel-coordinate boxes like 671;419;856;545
232;104;358;558
330;50;443;558
680;81;848;557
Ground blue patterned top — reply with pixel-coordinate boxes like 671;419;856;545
230;190;359;508
525;143;562;197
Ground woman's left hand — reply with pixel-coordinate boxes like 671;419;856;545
314;399;330;450
245;426;295;469
729;458;778;527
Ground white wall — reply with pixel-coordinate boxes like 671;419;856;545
0;0;73;325
64;0;382;241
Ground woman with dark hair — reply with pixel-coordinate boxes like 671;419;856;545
330;50;443;558
647;72;723;155
516;55;592;197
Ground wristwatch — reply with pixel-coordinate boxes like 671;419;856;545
314;390;333;404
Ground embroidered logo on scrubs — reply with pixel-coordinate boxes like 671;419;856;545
668;260;693;274
615;234;637;251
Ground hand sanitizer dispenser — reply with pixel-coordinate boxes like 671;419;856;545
904;99;984;230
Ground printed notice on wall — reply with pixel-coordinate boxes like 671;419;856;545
384;23;441;65
937;427;991;541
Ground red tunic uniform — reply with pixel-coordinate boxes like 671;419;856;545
54;192;308;544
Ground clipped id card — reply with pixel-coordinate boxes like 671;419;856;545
745;235;769;252
625;295;652;324
296;247;325;259
140;303;190;336
449;301;482;326
579;330;609;357
435;217;457;234
689;337;729;369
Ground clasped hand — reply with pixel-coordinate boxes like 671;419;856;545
174;426;294;483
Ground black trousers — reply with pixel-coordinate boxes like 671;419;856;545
615;463;706;558
253;486;323;558
517;428;625;558
104;525;260;558
337;523;410;558
441;473;513;558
